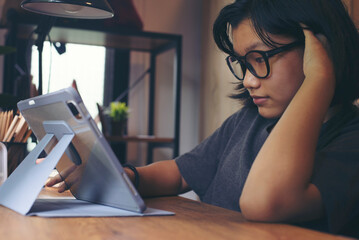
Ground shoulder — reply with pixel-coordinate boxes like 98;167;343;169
318;106;359;150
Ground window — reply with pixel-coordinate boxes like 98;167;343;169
31;42;106;119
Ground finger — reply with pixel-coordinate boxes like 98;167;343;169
301;26;317;44
300;23;319;44
36;158;45;164
300;24;335;80
300;24;329;51
314;34;331;58
59;165;77;179
45;174;63;187
57;181;67;193
300;23;311;31
301;27;330;56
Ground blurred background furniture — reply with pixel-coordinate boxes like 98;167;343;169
2;16;182;165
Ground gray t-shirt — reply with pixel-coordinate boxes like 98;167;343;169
175;106;359;236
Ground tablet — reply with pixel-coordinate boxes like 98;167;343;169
17;87;146;213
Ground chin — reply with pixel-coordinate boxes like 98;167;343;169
257;107;282;119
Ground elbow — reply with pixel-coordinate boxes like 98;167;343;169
239;191;291;222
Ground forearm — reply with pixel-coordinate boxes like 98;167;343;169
126;160;189;197
240;28;336;222
241;74;334;221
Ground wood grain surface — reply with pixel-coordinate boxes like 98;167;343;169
0;187;354;240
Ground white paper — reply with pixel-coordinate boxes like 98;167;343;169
0;142;7;185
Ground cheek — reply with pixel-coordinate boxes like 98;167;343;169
272;53;305;102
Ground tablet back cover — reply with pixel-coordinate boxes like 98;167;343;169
18;87;146;213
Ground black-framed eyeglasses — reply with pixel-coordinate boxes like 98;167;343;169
226;41;303;80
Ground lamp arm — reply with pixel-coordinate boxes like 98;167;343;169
34;16;57;95
34;16;56;52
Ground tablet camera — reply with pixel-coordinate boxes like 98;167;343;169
67;101;83;120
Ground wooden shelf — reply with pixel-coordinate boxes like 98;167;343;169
15;21;181;52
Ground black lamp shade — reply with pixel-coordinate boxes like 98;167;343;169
21;0;114;19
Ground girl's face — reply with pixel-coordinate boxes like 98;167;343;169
232;19;305;119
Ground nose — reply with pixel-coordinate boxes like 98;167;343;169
243;71;261;90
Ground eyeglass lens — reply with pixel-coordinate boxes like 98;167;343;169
228;56;245;79
228;51;268;80
245;51;268;78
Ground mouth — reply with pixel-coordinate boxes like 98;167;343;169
251;95;269;105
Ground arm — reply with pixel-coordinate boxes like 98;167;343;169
45;158;190;197
125;160;190;197
240;30;335;222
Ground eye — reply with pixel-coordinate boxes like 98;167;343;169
255;56;265;63
246;51;265;64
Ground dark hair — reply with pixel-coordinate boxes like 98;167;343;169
213;0;359;107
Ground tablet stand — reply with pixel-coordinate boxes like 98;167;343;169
0;121;74;215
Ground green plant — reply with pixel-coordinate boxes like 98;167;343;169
107;101;129;122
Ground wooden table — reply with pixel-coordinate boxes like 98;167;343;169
0;188;354;240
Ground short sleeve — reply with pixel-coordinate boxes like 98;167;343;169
311;123;359;234
175;110;243;198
